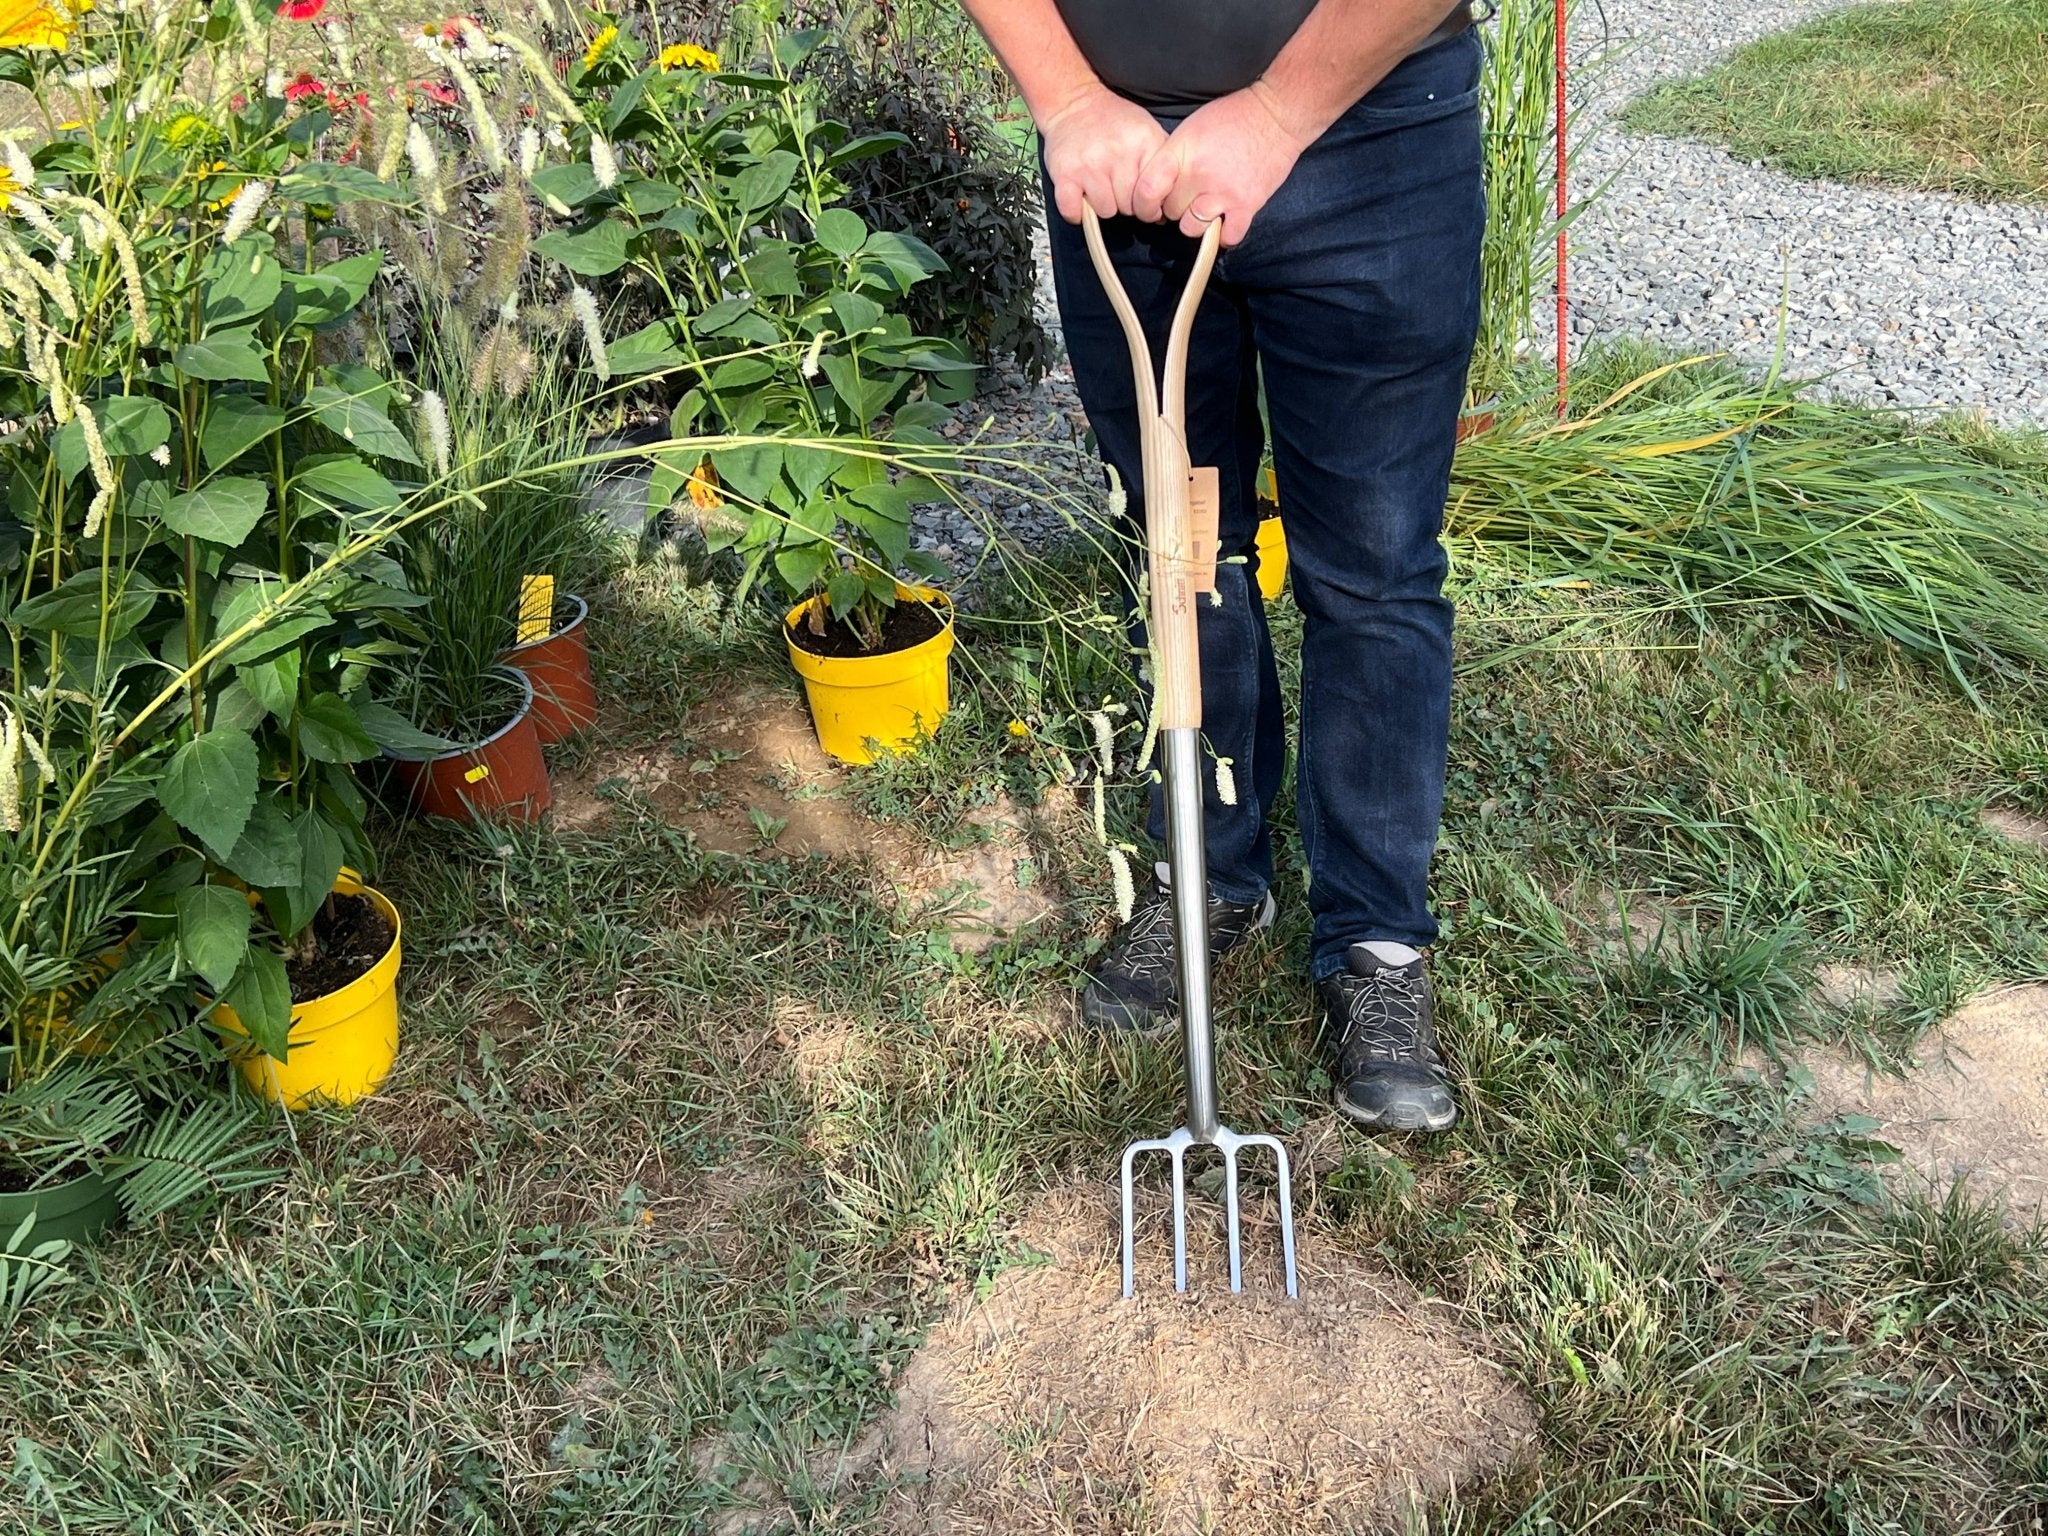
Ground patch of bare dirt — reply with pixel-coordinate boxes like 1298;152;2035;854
551;682;1058;949
1812;963;1906;1012
1982;806;2048;851
868;1185;1536;1535
1797;983;2048;1219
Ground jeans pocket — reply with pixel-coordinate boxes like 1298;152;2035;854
1341;30;1482;135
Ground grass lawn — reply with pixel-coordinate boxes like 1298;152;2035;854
1623;0;2048;203
6;373;2048;1530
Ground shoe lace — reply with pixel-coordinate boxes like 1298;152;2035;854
1110;893;1178;977
1341;968;1426;1063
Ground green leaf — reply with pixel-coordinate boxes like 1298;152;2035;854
892;400;953;433
732;150;799;212
707;356;775;392
305;385;422;466
296;692;377;763
532;219;631;276
11;571;157;638
783;445;840;501
238;649;299;720
294;455;401;510
177;885;252;993
692;296;757;336
211;579;333;666
354;701;459;755
742;247;802;298
174;332;270;383
825;566;865;619
532;162;603;209
277;162;399;205
708;444;783;504
202;395;287;471
222;797;300;888
774;543;832;593
220;946;293;1062
159;730;258;861
606;319;685;378
211;678;269;735
828;290;884;335
53;397;174;483
859;229;946;291
826;131;910;166
282;251;383;327
263;810;344;939
813;209;867;257
163;477;268;545
201;240;284;328
783;496;839;546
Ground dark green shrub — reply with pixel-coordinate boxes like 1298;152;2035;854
806;42;1054;383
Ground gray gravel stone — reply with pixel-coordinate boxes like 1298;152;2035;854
1569;0;2048;426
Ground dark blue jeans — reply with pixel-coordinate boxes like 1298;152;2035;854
1045;31;1484;979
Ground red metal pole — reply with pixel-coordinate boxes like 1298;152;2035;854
1555;0;1569;418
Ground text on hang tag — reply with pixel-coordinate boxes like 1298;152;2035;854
1186;466;1220;594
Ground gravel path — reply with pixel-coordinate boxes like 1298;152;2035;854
1570;0;2048;424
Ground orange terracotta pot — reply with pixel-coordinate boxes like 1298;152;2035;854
499;593;598;744
389;668;551;823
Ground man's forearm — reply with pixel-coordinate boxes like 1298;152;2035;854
1251;0;1463;149
956;0;1103;126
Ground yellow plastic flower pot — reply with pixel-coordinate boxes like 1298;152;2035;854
1255;465;1288;602
214;873;402;1109
1255;514;1289;602
784;586;955;765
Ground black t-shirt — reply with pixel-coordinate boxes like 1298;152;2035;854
1051;0;1321;107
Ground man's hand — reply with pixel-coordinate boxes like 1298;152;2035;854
1042;83;1170;224
1132;87;1313;245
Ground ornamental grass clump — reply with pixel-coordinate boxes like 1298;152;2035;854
1450;351;2048;696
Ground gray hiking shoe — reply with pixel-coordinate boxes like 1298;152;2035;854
1319;945;1458;1133
1080;872;1275;1033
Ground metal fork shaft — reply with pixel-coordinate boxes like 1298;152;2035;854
1161;727;1218;1140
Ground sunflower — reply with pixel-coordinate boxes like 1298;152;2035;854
0;164;16;210
658;41;717;72
580;23;617;69
0;0;77;51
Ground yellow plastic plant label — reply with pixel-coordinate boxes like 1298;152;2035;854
516;574;555;647
464;764;491;784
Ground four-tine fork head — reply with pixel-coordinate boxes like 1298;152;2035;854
1121;1123;1298;1299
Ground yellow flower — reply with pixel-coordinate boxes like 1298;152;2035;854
199;160;245;211
580;23;617;68
658;41;718;71
1006;719;1030;739
686;457;721;509
165;112;211;148
0;166;15;210
0;0;77;50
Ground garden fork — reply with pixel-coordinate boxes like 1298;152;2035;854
1082;207;1299;1300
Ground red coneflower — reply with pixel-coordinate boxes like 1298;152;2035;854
276;0;326;18
283;71;326;100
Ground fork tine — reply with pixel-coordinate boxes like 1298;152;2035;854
1170;1141;1188;1293
1120;1142;1141;1300
1222;1143;1243;1293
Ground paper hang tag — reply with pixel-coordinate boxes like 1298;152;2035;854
1186;466;1220;594
516;574;555;647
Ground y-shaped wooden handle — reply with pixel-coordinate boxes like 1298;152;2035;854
1082;207;1223;733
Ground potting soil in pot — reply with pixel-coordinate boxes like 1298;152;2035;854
289;893;395;1001
786;599;947;660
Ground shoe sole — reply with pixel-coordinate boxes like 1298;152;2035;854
1332;1086;1459;1134
1079;988;1175;1034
